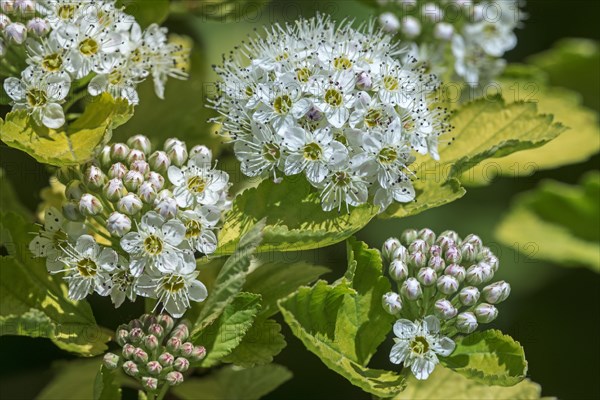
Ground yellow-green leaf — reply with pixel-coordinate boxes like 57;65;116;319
495;172;600;271
382;97;565;218
440;329;528;386
0;212;111;356
461;65;599;186
278;238;405;397
217;177;379;254
222;318;286;367
394;366;551;400
0;93;133;167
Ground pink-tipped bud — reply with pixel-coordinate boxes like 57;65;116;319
146;360;163;375
127;149;146;164
179;342;194;357
144;334;159;351
147;171;165;191
26;17;49;36
444;246;462;264
148;150;171;173
482;281;510;304
148;323;164;339
382;237;401;262
103;352;120;370
418;228;436;245
400;277;422;300
124;170;144;191
106;211;131;237
436;275;459;295
191;346;206;361
382;292;403;316
166;337;181;353
122;360;139;377
408;239;428;254
110;143;130;162
108;162;128;179
190;145;212;160
158;352;175;367
158;314;175;332
456;312;478;334
130;160;150;176
142;377;158;391
5;22;26;44
133;348;148;364
104;178;127;202
408;251;427;269
389;259;409;282
117;193;143;215
127;135;152;154
474;303;498;323
166;371;184;386
138;181;157;204
444;264;466;283
129;327;144;344
417;267;437;286
79;193;103;216
116;328;129;346
458;286;480;306
174;357;190;372
122;343;135;359
434;299;458;320
84;165;106;189
427;255;445;272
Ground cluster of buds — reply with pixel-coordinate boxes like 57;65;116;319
103;314;206;391
30;136;231;317
381;228;511;335
2;0;189;129
374;0;525;86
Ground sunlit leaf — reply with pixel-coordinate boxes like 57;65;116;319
0;93;133;167
0;212;111;356
278;238;405;397
441;330;528;386
222;318;286;367
382;97;565;218
495;172;600;271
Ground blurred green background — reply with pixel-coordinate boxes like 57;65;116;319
1;0;599;399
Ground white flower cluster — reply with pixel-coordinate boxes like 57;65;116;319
1;0;189;129
376;0;525;86
381;228;511;380
210;15;451;212
29;136;231;317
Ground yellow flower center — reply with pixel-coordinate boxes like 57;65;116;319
378;147;398;164
383;75;399;91
365;108;383;127
262;142;281;162
325;89;343;107
144;235;163;256
42;53;63;72
26;89;47;107
273;95;292;114
77;258;97;277
79;38;99;57
185;220;202;239
296;67;311;83
410;336;429;355
333;56;353;70
303;142;322;161
160;275;186;293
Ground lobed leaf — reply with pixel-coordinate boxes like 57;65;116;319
192;220;265;334
440;329;528;387
193;292;262;368
278;238;405;397
222;318;287;367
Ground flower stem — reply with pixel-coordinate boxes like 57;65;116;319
156;384;170;400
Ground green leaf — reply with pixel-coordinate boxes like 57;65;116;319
394;366;551;400
278;238;405;397
93;366;122;400
382;97;565;218
117;0;170;28
460;65;599;186
0;168;31;219
193;292;261;367
495;172;600;271
528;38;600;110
173;0;272;22
218;177;379;254
173;364;292;400
192;220;265;334
242;260;330;318
0;93;133;167
222;318;286;367
440;330;528;387
37;359;102;400
0;212;111;356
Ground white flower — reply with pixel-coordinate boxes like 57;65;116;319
108;256;138;308
180;207;220;255
317;165;369;212
25;33;67;74
311;71;356;128
233;122;283;178
168;153;229;207
58;235;118;301
88;53;139;104
55;15;124;78
379;12;401;33
464;21;517;57
282;126;348;184
451;34;506;85
389;316;455;380
120;211;193;275
29;206;85;272
3;67;70;128
135;261;208;318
